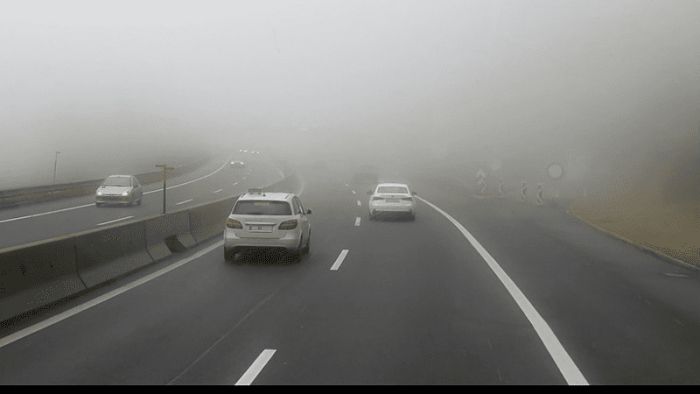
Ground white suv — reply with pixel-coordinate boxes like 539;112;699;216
368;183;416;220
224;189;311;261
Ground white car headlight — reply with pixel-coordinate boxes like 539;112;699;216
121;191;130;196
97;191;103;196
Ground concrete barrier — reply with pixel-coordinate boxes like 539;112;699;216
189;197;237;244
0;237;85;322
75;221;153;288
144;211;196;261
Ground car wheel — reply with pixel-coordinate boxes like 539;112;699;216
96;202;103;208
408;213;416;221
302;234;311;255
224;248;235;262
137;198;142;206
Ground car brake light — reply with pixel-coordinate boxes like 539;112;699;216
372;197;383;201
279;219;298;230
401;197;413;201
226;218;243;229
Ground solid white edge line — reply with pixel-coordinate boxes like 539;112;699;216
330;249;349;271
0;203;95;224
143;158;230;195
175;199;194;206
213;189;223;194
415;196;588;386
235;349;277;386
96;215;135;227
0;241;224;350
355;217;361;227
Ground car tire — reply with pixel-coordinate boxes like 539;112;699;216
408;213;416;221
302;234;311;255
137;198;142;206
96;202;103;208
224;248;235;262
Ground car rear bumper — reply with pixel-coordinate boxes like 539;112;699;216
224;229;301;251
369;202;415;213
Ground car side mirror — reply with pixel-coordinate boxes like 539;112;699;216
306;209;312;215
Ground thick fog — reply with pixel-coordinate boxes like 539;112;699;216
1;0;699;189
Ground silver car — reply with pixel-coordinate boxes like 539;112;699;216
224;189;311;261
95;175;143;207
368;182;416;220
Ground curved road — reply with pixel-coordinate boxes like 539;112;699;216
1;164;700;384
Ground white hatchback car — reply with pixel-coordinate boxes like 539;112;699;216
224;189;311;261
368;183;416;220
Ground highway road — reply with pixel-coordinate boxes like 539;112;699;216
0;154;284;249
1;163;700;384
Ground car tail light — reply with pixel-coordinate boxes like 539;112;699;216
401;197;413;202
279;219;298;230
226;218;243;229
372;197;383;201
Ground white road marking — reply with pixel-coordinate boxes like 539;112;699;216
0;203;95;224
96;216;135;226
176;199;193;206
351;190;356;195
233;182;239;186
235;349;276;386
0;158;231;224
416;196;588;386
242;176;247;181
355;217;361;227
356;200;361;207
213;189;223;194
143;158;230;195
0;241;224;350
330;249;349;271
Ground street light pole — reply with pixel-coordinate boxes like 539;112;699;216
155;164;174;214
53;151;60;184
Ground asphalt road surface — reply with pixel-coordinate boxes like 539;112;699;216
1;164;700;384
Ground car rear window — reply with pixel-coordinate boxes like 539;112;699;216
233;201;292;215
377;186;409;194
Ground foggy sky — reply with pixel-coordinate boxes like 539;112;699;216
1;0;699;187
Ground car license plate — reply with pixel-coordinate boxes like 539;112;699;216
248;225;272;232
387;198;400;203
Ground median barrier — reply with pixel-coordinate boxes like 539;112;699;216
145;211;196;260
75;221;153;288
0;237;85;322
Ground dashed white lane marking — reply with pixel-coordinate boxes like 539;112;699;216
235;349;276;386
416;196;588;386
233;182;239;186
356;200;361;207
351;190;356;195
0;241;224;350
213;189;223;194
96;216;134;226
355;217;361;227
176;199;194;206
330;249;349;271
0;158;231;224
